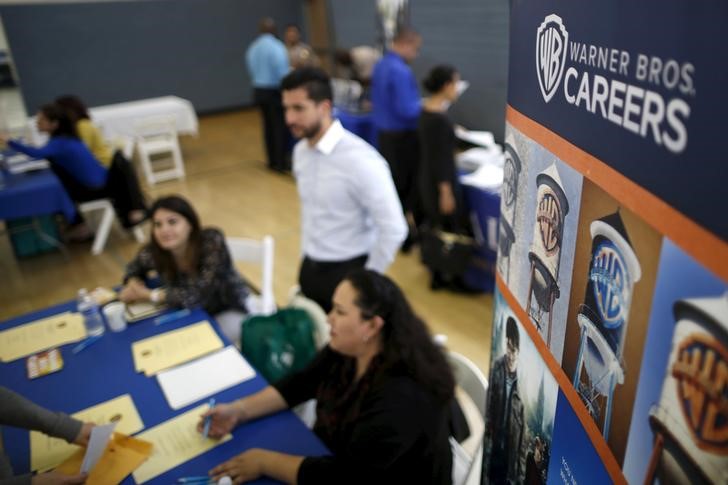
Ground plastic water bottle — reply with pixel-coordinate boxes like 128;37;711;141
77;288;105;337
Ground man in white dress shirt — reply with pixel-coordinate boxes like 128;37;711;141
281;67;407;312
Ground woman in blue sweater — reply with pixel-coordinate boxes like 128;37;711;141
2;103;139;239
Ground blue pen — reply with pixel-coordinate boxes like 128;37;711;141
176;477;213;484
71;335;102;354
202;397;216;439
153;308;191;326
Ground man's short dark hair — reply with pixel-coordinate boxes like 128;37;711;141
393;27;420;44
506;316;520;350
281;67;332;103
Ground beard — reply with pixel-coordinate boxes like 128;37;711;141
290;119;322;140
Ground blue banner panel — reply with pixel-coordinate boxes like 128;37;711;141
507;0;728;241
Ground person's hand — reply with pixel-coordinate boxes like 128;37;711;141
31;471;87;485
197;402;241;439
119;278;150;303
73;422;94;446
439;185;456;215
0;133;9;145
210;449;266;484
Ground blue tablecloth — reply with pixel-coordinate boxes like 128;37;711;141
0;169;76;221
334;108;378;148
461;182;501;292
0;304;329;484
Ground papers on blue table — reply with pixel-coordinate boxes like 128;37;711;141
80;422;117;473
156;346;256;410
5;153;49;174
454;126;495;148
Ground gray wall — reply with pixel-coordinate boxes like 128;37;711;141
0;0;303;114
330;0;509;142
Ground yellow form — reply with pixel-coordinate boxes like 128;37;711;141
131;321;223;376
132;403;231;484
30;394;144;472
0;312;86;362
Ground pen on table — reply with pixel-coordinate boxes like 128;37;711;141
71;335;102;354
153;308;191;326
177;476;231;485
176;477;213;484
202;397;216;439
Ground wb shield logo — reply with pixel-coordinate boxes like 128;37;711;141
536;14;568;103
672;334;728;453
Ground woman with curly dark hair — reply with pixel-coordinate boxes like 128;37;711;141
198;269;455;484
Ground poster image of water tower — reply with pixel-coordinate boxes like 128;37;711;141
623;239;728;484
509;132;583;365
484;288;559;485
562;178;662;465
496;126;527;285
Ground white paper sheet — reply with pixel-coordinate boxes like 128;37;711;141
80;422;117;473
456;146;504;172
157;346;256;410
454;126;495;148
459;163;504;190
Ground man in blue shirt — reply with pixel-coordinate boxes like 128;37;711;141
246;18;290;172
371;28;422;251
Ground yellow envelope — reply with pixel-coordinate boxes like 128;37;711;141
131;321;223;376
31;394;144;472
132;404;231;484
55;433;153;485
0;312;85;362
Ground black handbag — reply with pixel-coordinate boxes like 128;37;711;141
420;228;476;276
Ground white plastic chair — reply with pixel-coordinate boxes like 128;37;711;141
78;198;145;255
448;351;488;485
226;236;276;316
133;115;185;185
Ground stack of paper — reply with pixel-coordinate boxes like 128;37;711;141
31;394;144;472
131;321;223;376
454;126;496;148
157;346;256;410
460;163;505;191
132;404;232;484
456;146;504;172
0;312;86;362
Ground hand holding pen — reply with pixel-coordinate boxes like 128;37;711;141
197;400;239;439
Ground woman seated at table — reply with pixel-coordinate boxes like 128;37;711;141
198;269;455;485
418;65;472;291
120;195;253;339
56;94;147;227
0;103;143;240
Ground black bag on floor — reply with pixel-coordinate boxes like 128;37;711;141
420;228;476;277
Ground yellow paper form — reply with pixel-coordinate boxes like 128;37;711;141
132;321;223;376
30;394;144;472
0;312;86;362
132;404;231;484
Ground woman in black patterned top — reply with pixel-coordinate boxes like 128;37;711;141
120;195;251;315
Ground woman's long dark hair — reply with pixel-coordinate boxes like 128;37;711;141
344;269;455;403
149;196;202;281
55;95;91;122
40;103;78;138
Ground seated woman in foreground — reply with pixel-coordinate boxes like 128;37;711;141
120;195;252;326
198;269;455;485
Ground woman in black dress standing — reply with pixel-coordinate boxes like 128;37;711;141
418;65;470;289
